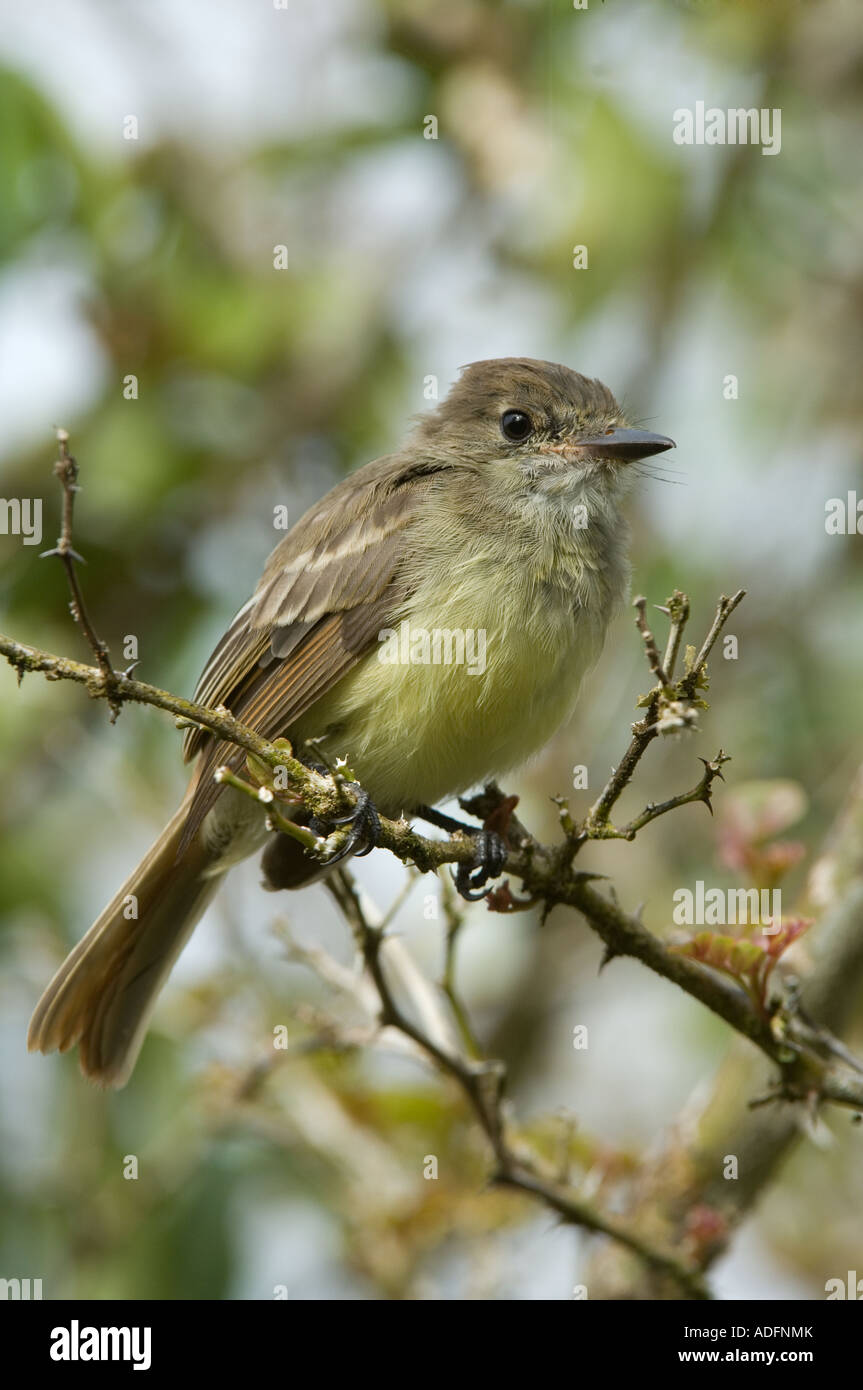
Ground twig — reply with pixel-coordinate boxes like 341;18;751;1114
215;765;325;854
439;873;484;1061
660;588;690;680
592;751;730;841
326;867;710;1298
41;428;120;718
633;594;670;686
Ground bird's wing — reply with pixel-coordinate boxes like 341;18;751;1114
180;453;443;844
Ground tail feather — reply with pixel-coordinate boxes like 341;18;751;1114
28;801;221;1088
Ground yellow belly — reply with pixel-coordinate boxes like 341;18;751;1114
290;579;606;816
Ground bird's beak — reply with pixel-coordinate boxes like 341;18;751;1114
565;427;676;463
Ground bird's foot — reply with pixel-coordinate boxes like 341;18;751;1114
415;803;510;901
316;783;382;865
454;828;509;901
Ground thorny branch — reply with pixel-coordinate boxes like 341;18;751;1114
571;588;745;847
4;432;863;1296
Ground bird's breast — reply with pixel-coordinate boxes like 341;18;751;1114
292;508;626;813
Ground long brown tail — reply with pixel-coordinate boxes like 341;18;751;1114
27;800;223;1088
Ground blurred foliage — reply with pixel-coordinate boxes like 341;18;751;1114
1;0;863;1299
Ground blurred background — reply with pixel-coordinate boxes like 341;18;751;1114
1;0;862;1300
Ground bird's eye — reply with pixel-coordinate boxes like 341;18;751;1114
500;409;533;442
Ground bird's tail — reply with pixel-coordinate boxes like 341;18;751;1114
27;798;223;1088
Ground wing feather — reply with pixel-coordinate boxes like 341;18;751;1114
178;452;445;846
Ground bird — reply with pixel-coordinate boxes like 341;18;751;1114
27;357;674;1087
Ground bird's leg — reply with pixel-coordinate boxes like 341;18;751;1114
416;805;478;837
416;804;509;902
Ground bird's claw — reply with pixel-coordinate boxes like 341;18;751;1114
454;829;508;902
317;784;382;865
